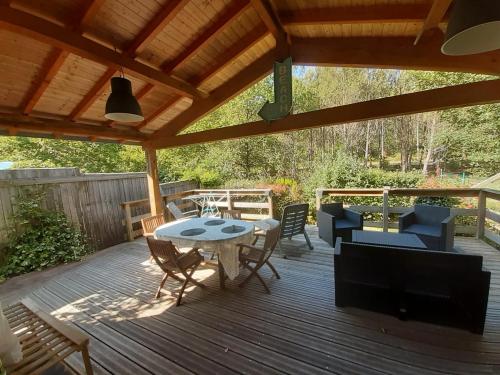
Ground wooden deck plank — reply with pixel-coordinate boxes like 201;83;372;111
2;228;500;374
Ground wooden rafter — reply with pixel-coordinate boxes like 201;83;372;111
151;50;275;139
20;0;105;115
250;0;285;40
291;36;500;76
414;0;453;45
0;114;147;142
136;97;184;130
68;0;189;121
192;25;269;86
147;79;500;149
160;2;251;73
279;4;430;25
22;49;69;114
122;0;189;58
140;25;269;130
137;2;261;130
0;6;203;98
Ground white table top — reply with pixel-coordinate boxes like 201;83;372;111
154;217;255;280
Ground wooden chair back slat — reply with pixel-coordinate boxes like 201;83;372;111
146;237;179;270
141;214;166;236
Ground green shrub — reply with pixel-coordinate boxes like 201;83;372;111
0;188;90;279
182;166;222;188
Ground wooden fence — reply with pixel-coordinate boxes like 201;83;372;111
0;168;196;250
316;187;500;247
122;189;273;241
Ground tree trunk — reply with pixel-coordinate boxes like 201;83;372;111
423;116;437;175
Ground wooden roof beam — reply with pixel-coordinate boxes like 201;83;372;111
414;0;453;45
148;49;276;140
251;0;289;57
0;6;204;98
124;0;189;57
68;0;189;121
139;24;269;130
20;0;105;115
136;97;184;130
279;4;430;25
148;79;500;149
160;1;251;73
291;36;500;76
0;114;148;142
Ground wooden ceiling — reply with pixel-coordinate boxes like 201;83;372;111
0;0;499;148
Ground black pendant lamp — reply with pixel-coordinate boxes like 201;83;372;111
105;76;144;122
441;0;500;56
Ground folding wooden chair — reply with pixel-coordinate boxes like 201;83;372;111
221;209;242;219
141;213;165;237
238;224;281;294
146;237;206;305
167;202;199;220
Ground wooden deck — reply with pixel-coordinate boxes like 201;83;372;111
2;227;500;374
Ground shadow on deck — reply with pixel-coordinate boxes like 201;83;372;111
1;227;500;374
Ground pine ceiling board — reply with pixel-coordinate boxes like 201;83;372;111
139;87;179;118
32;54;109;116
84;0;164;52
0;29;53;108
11;0;88;26
172;5;261;84
274;0;431;10
197;34;275;93
139;0;225;69
80;75;148;121
146;97;192;131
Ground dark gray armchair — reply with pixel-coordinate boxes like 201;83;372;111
399;204;455;251
317;203;363;246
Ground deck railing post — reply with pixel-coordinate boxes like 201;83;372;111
477;190;487;239
267;189;274;218
227;190;232;210
123;203;134;241
382;187;390;232
316;189;323;212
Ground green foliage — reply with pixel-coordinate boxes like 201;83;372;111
414;196;460;208
181;166;222;188
0;188;90;279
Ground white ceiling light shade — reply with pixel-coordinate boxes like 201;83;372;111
441;0;500;56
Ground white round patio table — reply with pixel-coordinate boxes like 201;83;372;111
154;217;255;287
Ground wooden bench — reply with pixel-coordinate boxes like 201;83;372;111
3;298;93;375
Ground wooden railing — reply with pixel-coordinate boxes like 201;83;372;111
316;187;500;247
121;188;273;241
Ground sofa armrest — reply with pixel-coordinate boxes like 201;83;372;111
344;208;362;227
399;211;415;231
441;215;455;251
317;209;336;228
334;237;343;255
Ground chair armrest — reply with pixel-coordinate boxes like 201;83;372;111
334;237;343;255
237;243;265;254
441;215;455;250
399;211;415;231
344;208;362;226
317;209;335;226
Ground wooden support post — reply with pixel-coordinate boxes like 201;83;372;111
382;187;390;232
316;189;324;212
267;189;274;218
144;147;164;216
226;190;232;210
123;204;134;242
477;190;486;239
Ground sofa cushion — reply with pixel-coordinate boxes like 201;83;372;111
335;219;358;229
404;224;441;238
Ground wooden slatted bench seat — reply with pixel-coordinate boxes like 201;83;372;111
3;298;93;375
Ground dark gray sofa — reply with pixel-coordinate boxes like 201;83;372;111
317;203;363;246
399;204;455;251
334;238;491;334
